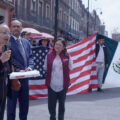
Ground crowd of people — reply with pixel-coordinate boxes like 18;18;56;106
0;16;108;120
20;30;52;48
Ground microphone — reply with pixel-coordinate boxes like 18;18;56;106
0;16;4;24
2;44;11;52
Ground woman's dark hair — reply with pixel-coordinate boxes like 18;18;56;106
53;37;68;55
39;39;50;47
21;31;27;37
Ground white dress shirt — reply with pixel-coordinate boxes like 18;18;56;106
96;45;105;63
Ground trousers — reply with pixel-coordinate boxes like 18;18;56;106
0;79;7;120
7;79;29;120
96;62;105;88
48;87;67;120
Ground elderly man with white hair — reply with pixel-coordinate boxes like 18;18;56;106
0;22;20;120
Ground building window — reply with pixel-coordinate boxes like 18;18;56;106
77;23;79;31
71;17;73;29
69;16;71;26
72;0;75;9
59;9;62;20
66;15;69;24
20;0;26;9
76;21;78;31
31;0;37;12
38;0;43;16
63;12;66;23
23;0;26;9
46;4;50;18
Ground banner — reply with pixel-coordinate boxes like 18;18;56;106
105;42;120;87
29;33;98;100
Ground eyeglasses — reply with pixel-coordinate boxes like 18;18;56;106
0;32;11;36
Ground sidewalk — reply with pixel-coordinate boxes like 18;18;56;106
5;85;120;120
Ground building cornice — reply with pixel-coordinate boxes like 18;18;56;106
0;0;14;9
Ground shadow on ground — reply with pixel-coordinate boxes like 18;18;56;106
29;87;120;106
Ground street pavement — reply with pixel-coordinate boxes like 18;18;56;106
4;84;120;120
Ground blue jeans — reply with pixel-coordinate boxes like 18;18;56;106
96;63;105;88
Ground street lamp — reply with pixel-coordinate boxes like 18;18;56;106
94;8;102;32
86;0;99;37
95;8;102;15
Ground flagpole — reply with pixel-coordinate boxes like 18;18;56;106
87;0;90;37
54;0;59;42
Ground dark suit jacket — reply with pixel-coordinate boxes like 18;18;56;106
96;43;108;65
9;36;34;70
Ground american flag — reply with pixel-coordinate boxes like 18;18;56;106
29;33;98;100
32;46;49;79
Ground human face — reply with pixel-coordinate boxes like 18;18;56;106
10;20;22;38
98;39;104;46
0;25;10;46
54;40;64;54
42;39;48;47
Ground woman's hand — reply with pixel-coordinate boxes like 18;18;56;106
0;50;11;63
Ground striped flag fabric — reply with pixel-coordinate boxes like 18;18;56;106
29;33;98;100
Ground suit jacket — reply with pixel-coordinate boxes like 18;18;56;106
9;36;34;70
96;43;108;65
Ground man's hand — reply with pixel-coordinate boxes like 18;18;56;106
20;70;25;72
0;50;11;63
19;68;31;72
11;79;21;91
25;68;32;72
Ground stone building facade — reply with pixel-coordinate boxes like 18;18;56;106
5;0;105;43
0;0;14;25
112;33;120;42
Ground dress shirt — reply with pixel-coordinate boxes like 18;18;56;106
96;45;104;63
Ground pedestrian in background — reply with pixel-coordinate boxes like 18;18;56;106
21;31;31;40
96;35;108;92
21;31;32;45
39;37;50;48
44;37;72;120
7;20;34;120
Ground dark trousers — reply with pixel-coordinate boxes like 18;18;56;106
48;87;67;120
0;97;6;120
0;80;7;120
7;79;29;120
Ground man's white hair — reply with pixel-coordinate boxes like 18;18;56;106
0;23;9;29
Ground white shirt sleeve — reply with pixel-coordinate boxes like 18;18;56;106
69;56;73;71
43;55;47;71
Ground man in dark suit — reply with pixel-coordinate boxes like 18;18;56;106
7;20;34;120
96;35;108;92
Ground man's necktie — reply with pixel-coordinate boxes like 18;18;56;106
16;39;27;67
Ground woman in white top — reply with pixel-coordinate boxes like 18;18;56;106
44;37;72;120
